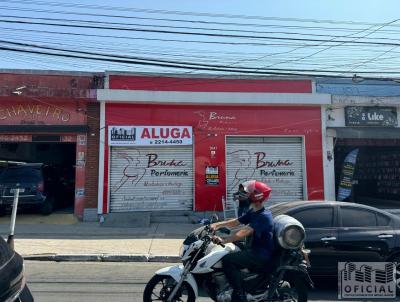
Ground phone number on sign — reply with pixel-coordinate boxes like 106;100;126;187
152;139;183;145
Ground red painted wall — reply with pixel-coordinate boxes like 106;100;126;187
0;72;100;99
109;75;312;93
104;103;324;212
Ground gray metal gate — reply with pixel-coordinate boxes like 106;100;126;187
109;146;193;212
226;137;305;207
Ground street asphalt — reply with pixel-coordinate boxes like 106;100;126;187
24;261;395;302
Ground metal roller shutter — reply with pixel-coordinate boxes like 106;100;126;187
226;137;305;208
109;146;193;212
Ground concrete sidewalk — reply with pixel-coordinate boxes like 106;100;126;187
0;214;199;262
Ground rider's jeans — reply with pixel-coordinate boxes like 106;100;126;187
222;250;270;292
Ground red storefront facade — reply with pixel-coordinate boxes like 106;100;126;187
98;74;330;215
0;70;103;219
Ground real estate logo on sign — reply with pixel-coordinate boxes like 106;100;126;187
109;126;136;145
338;262;396;299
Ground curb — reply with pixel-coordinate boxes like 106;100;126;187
23;254;181;263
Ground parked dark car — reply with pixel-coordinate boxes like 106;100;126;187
268;201;400;284
0;236;33;301
0;163;58;215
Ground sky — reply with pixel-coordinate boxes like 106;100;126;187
1;0;400;77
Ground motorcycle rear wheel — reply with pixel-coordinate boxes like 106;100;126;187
143;275;196;302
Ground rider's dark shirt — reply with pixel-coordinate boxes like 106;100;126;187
238;207;275;258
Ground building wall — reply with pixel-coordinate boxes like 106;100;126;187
103;103;324;212
85;102;100;209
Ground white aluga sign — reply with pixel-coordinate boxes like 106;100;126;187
108;126;193;146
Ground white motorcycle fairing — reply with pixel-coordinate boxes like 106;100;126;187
192;243;241;274
155;265;199;298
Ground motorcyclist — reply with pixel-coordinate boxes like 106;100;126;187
211;180;274;302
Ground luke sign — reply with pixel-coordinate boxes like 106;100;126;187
109;126;193;146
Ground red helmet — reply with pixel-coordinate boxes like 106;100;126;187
241;180;272;203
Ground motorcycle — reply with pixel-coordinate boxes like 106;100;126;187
0;187;34;302
144;214;313;302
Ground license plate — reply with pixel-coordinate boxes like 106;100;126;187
10;188;25;193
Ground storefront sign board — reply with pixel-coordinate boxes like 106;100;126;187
345;106;398;127
0;101;86;125
108;126;193;146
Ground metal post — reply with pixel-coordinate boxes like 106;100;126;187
7;188;20;250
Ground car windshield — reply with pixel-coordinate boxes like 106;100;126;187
0;166;41;182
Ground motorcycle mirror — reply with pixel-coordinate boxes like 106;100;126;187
218;227;231;235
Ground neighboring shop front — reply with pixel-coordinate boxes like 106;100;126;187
0;71;102;219
318;78;400;208
98;74;329;214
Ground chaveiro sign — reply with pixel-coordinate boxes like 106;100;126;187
345;106;398;127
109;126;193;146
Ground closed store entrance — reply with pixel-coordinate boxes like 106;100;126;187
335;138;400;209
226;137;305;206
109;146;193;212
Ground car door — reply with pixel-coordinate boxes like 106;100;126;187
288;205;339;276
336;206;396;263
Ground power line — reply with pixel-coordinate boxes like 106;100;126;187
6;29;398;72
2;0;400;79
3;8;400;40
1;40;400;78
2;26;398;57
0;6;377;32
261;18;400;70
2;18;400;47
4;0;400;28
104;18;400;90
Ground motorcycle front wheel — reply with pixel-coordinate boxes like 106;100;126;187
143;275;196;302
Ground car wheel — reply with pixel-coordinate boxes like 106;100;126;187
41;196;54;215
